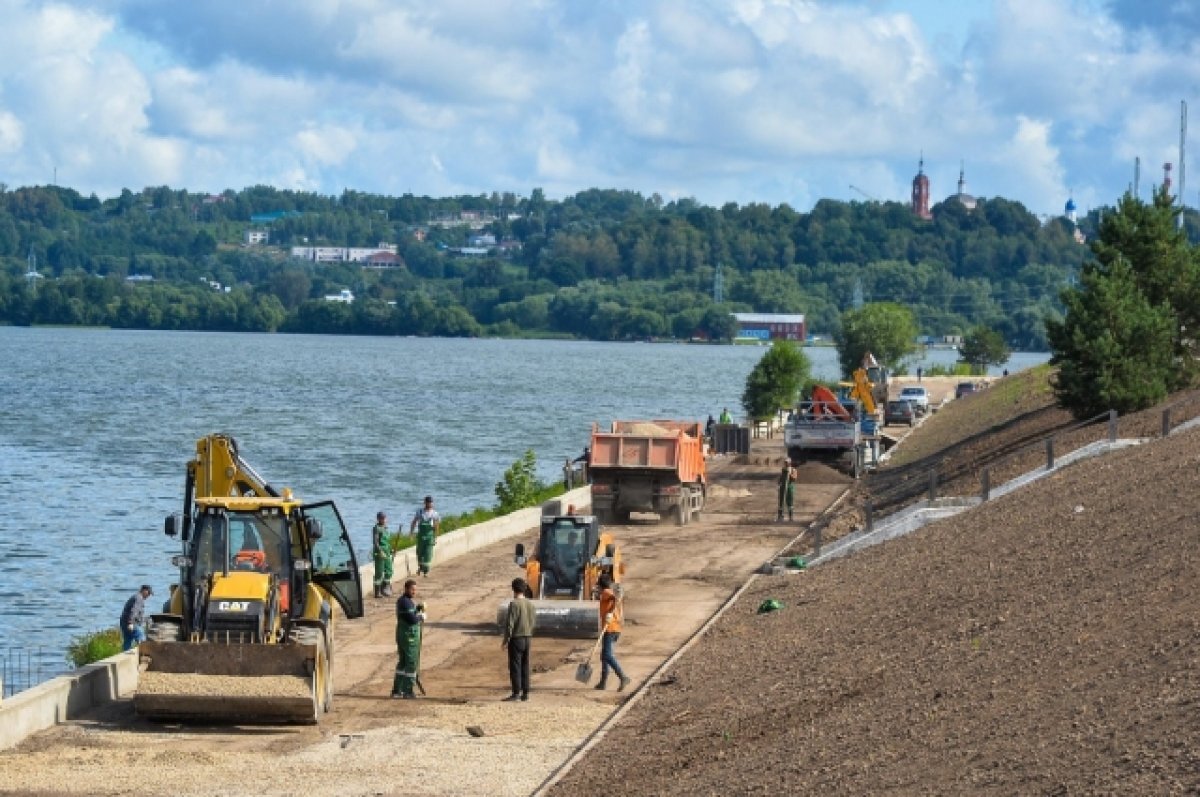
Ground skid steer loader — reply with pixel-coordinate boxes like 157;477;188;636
496;511;624;637
134;434;364;724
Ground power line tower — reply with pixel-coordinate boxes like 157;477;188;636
713;263;725;304
26;245;39;296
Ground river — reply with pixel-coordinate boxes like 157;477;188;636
0;327;1048;690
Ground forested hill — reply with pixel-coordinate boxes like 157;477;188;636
0;183;1153;347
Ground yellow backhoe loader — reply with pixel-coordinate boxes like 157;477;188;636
496;511;624;637
134;434;364;723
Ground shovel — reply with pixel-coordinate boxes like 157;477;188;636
575;633;604;684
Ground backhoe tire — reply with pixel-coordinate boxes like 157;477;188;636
147;618;183;643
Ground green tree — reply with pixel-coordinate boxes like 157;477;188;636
740;340;811;421
835;302;917;375
494;450;541;514
1088;188;1200;385
1047;258;1176;417
958;325;1011;373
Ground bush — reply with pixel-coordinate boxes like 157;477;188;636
494;450;542;514
66;628;123;668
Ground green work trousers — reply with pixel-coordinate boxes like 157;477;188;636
416;525;435;575
392;622;422;696
373;548;393;587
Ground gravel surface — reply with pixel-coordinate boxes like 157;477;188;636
550;378;1200;795
136;672;312;698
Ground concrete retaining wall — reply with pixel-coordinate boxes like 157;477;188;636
0;649;139;751
0;486;592;752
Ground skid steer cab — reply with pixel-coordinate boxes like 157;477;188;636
497;512;625;637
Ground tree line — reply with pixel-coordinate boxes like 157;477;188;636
4;181;1186;344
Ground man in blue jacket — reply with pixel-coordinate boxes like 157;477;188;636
119;585;153;651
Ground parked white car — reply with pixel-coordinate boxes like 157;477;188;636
899;386;930;414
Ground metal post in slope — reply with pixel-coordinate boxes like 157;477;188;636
1108;410;1118;442
981;468;991;502
1046;437;1055;470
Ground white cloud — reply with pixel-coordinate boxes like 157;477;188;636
0;0;1191;215
0;112;23;153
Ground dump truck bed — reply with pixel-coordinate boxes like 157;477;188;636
590;422;705;484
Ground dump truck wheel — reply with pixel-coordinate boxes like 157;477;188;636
675;500;687;526
147;618;182;643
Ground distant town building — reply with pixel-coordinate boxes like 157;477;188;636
125;274;154;282
911;155;932;220
244;229;269;246
324;289;355;303
361;251;405;269
291;243;399;263
251;210;302;224
731;313;806;342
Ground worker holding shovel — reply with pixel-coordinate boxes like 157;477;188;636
594;575;630;692
391;579;426;699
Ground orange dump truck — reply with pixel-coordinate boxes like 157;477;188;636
588;420;707;526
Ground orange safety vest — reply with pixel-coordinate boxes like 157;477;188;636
599;588;622;633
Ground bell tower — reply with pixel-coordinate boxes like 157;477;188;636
911;154;931;220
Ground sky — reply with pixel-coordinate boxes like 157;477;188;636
0;0;1196;217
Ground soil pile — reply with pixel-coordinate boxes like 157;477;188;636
550;394;1200;794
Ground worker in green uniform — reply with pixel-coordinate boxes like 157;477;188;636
372;511;393;598
391;579;425;699
409;495;441;577
776;462;797;522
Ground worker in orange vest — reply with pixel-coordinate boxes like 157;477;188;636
594;575;631;692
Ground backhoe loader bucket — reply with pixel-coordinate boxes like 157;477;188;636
496;599;600;638
134;640;324;724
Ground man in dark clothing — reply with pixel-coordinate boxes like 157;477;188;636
776;462;797;522
501;577;536;701
120;585;153;651
391;580;425;699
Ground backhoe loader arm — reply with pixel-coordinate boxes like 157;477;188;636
189;434;280;500
849;368;878;415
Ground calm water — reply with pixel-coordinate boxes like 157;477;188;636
0;327;1047;686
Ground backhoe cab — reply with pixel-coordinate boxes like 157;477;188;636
497;512;624;637
136;435;363;724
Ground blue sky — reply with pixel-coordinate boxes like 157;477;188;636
0;0;1194;217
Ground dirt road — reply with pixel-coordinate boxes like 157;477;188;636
0;443;847;797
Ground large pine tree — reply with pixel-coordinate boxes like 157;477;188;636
1047;188;1198;417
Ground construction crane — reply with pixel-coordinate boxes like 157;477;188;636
849;185;880;202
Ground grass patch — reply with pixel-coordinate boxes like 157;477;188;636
66;628;123;668
887;365;1057;467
